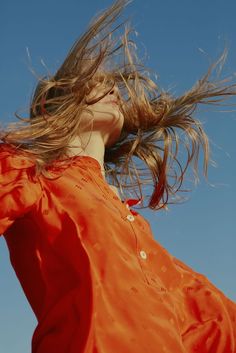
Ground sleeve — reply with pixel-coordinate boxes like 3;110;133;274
0;147;42;235
172;256;236;353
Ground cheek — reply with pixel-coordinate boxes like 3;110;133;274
86;83;109;102
86;91;101;102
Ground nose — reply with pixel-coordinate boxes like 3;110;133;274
109;85;119;98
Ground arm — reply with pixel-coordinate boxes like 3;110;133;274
173;256;236;353
0;147;42;235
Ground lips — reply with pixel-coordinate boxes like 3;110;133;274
103;100;118;105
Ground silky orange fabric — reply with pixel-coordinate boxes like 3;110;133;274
0;145;236;353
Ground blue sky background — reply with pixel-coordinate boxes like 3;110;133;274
0;0;236;352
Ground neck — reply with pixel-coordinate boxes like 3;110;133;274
67;131;122;201
67;131;107;180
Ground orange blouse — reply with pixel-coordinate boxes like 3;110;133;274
0;145;236;353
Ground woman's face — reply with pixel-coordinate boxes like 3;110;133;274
82;80;125;146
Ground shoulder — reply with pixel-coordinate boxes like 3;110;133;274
0;143;37;186
0;143;35;172
0;145;42;234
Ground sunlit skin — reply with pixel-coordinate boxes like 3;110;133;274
68;83;124;199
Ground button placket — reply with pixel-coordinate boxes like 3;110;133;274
130;227;168;290
127;220;152;285
79;167;154;285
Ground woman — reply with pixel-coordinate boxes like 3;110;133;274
0;1;236;352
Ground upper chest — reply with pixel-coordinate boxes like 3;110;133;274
37;168;129;219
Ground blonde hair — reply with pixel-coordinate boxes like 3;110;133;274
1;0;236;210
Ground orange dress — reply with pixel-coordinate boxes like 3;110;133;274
0;145;236;353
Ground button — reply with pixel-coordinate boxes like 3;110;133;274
140;250;147;259
127;214;135;222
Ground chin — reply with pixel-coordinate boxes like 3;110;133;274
103;104;124;126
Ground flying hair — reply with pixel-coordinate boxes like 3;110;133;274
1;0;236;210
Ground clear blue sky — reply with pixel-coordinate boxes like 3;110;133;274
0;1;236;352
